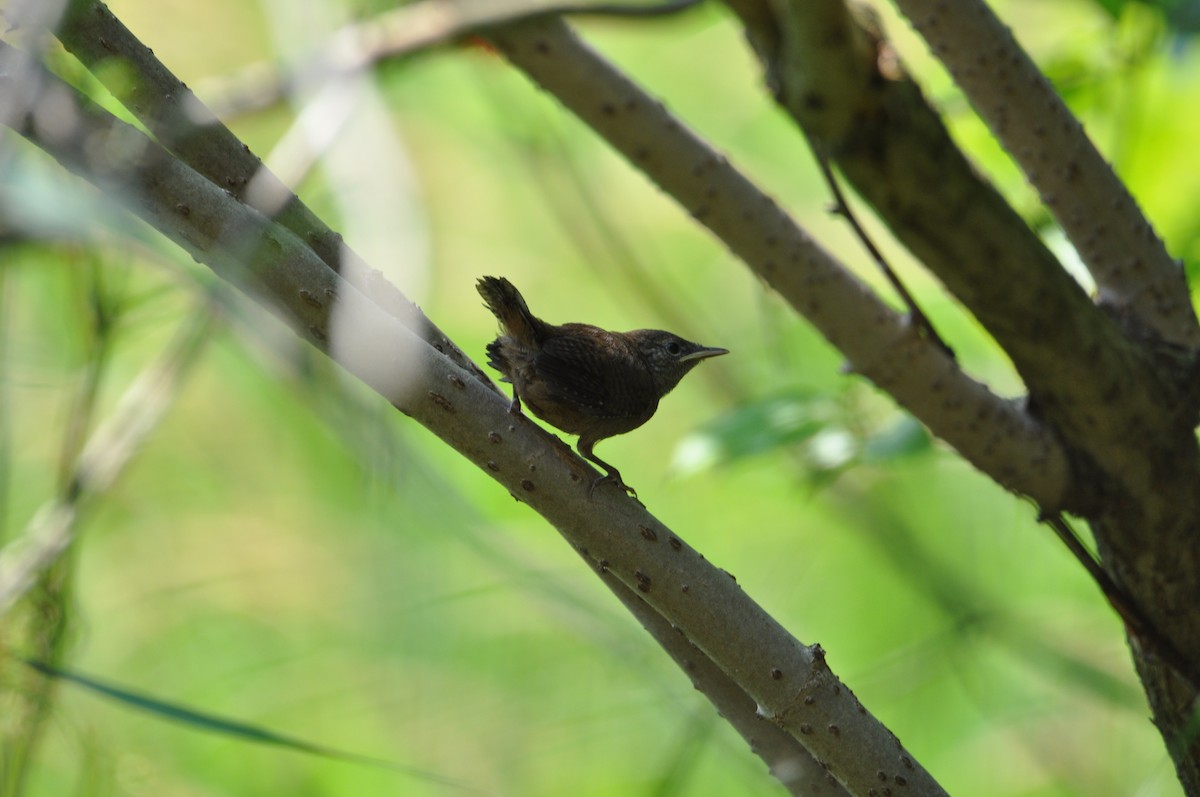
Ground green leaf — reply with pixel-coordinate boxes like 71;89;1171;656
862;416;933;462
673;391;833;473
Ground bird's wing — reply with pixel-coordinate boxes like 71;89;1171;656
535;330;653;418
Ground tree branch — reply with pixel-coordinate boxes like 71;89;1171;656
722;0;1194;516
718;2;1200;789
54;0;489;385
580;550;850;797
890;0;1199;348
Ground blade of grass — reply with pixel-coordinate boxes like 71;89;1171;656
20;657;478;790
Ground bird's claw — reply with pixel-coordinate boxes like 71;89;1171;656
587;473;640;503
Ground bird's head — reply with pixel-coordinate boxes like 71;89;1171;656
627;330;729;397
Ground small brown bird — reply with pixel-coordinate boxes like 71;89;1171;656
477;276;728;498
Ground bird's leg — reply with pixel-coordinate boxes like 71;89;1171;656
577;439;638;500
508;393;522;415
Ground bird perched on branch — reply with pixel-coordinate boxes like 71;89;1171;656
477;275;728;498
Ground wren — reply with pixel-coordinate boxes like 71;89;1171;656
477;276;728;498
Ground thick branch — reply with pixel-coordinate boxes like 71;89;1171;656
890;0;1199;347
724;0;1192;516
582;553;850;797
721;3;1200;791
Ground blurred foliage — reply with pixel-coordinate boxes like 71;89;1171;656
675;389;932;484
1089;0;1200;32
0;0;1196;795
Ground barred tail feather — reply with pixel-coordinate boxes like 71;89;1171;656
476;276;542;346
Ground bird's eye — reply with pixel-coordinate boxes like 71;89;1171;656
666;341;682;356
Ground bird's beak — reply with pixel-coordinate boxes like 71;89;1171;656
681;346;729;362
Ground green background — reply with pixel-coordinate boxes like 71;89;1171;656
3;0;1196;794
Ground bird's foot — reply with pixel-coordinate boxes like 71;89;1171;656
587;472;640;504
507;395;522;416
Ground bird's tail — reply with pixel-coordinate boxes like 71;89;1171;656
476;276;544;346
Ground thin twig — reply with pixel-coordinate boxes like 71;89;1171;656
1039;511;1200;692
201;0;705;118
815;151;954;359
0;300;219;616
